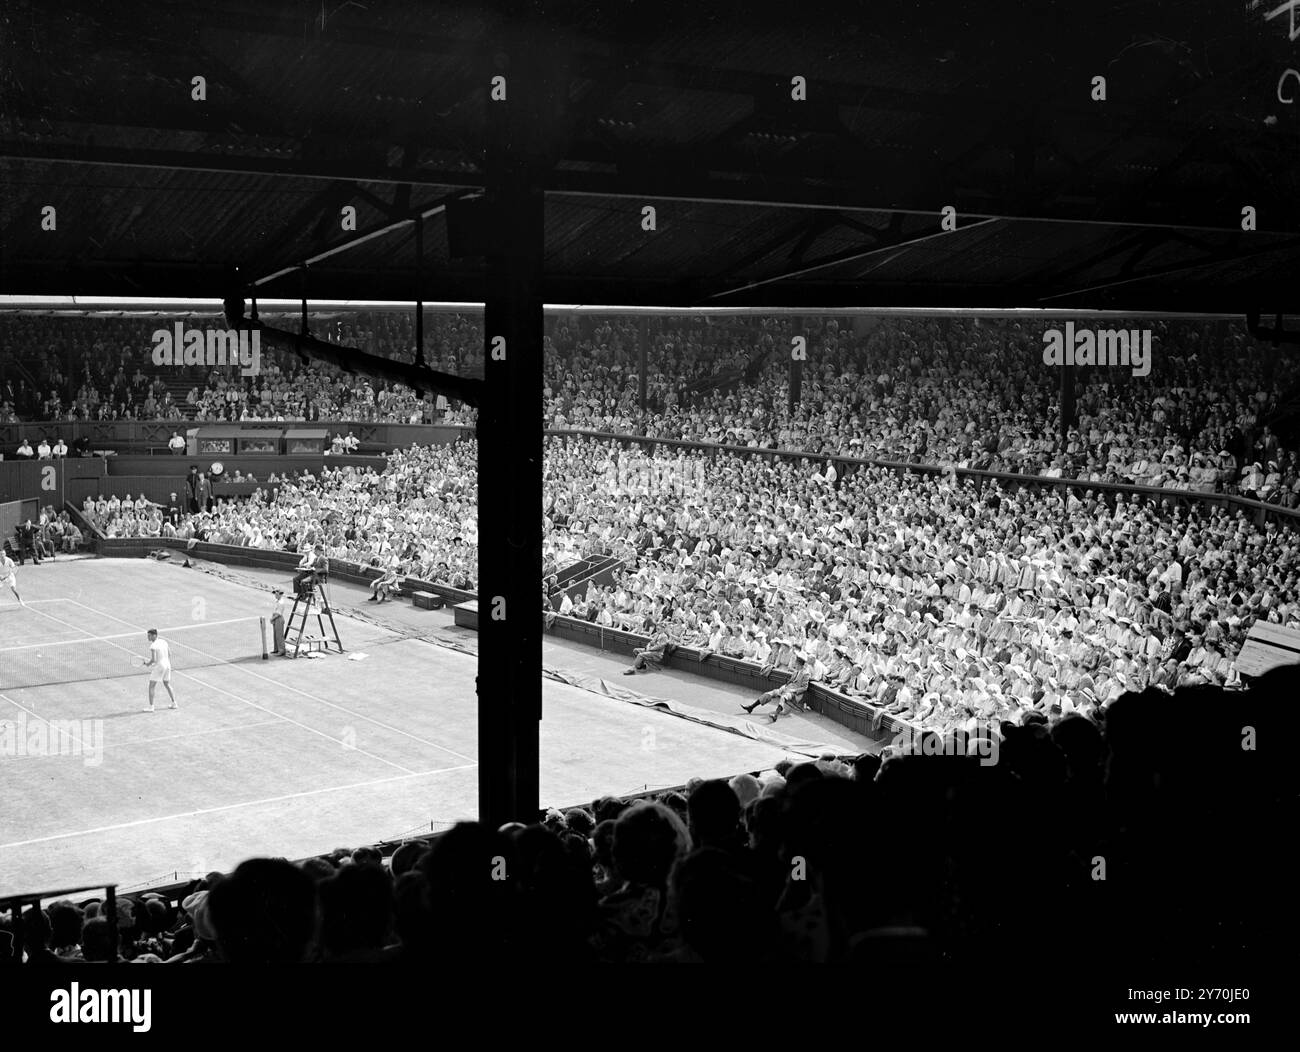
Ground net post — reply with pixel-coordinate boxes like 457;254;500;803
260;617;268;659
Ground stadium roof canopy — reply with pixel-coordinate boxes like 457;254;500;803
1;0;1298;315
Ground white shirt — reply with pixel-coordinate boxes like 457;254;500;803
2;554;15;579
149;638;172;670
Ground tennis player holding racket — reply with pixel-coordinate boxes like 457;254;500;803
1;551;22;606
141;628;178;712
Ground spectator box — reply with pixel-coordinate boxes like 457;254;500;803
193;425;285;455
285;429;328;455
236;428;284;455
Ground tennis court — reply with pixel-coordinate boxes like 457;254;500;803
0;557;802;894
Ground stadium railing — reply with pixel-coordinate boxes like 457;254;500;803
550;429;1300;524
1;419;473;453
93;537;481;605
0;883;122;963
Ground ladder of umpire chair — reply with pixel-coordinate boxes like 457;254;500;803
286;578;344;657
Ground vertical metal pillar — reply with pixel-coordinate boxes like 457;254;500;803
477;40;549;829
414;213;426;368
638;316;648;421
1060;359;1076;442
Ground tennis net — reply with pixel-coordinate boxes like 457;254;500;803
0;617;267;690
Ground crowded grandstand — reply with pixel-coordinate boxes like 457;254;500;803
1;309;1296;972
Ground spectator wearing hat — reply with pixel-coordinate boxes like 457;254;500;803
292;544;329;594
743;653;812;723
624;620;670;674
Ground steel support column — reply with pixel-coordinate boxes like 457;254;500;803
1060;360;1076;441
477;47;548;829
638;316;649;419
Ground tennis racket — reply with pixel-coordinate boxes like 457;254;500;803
132;656;149;668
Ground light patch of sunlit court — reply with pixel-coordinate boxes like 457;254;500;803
0;557;805;893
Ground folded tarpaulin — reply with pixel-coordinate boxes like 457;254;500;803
542;665;830;756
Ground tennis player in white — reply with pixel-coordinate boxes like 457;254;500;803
143;628;178;711
2;551;22;606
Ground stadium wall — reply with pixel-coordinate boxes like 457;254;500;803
542;615;904;745
0;456;107;505
1;420;472;453
95;538;476;605
0;498;40;547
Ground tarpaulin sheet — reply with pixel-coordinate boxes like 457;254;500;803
543;665;832;757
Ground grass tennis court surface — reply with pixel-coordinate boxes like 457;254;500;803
0;557;798;894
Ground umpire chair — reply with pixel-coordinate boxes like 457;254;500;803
287;566;344;657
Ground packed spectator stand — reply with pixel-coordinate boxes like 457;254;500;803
4;309;1297;970
7;312;1300;508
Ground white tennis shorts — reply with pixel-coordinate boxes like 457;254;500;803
150;667;172;683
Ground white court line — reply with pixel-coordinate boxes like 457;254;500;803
0;692;87;751
22;602;415;776
12;598;94;605
59;596;478;766
0;616;259;653
0;762;479;850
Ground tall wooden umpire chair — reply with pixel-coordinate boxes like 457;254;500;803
287;564;344;657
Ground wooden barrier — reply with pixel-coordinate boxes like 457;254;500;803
2;419;473;453
535;612;905;744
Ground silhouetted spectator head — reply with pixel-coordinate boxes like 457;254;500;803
611;800;691;889
592;819;618;873
80;917;113;962
563;807;596;838
671;847;772;962
417;822;515;962
850;753;882;783
299;857;337;882
785;762;825;790
659;790;689;823
687;779;742;850
47;901;84;949
391;871;432;958
207;858;319;963
389;841;427;878
591;795;628;824
22;906;51;955
319;863;393;960
1050;713;1104;779
728;772;762;808
351;846;382;867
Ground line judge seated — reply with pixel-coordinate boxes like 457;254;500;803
623;620;670;675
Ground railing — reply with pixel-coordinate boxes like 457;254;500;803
548;428;1300;525
0;883;122;963
0;419;473;452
